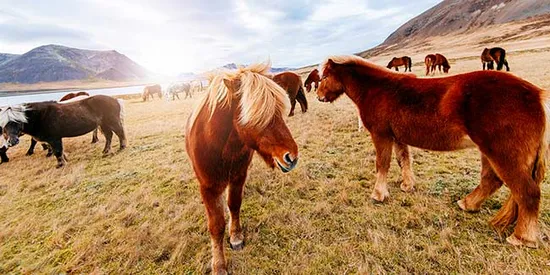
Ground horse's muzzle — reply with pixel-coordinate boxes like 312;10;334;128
8;138;19;147
317;96;327;102
276;152;298;173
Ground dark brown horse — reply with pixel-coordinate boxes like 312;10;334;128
304;68;321;92
1;95;126;168
273;71;308;116
425;53;450;75
186;62;299;274
142;84;162;101
317;55;549;248
481;47;510;71
0;126;8;163
387;56;412;72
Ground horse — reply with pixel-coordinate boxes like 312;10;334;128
142;84;162;101
316;55;549;248
0;126;8;163
186;61;299;274
304;68;321;92
273;71;308;116
25;92;101;157
425;53;450;75
481;47;510;71
168;83;192;100
1;95;126;168
387;56;412;72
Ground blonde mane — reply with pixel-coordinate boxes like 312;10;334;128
320;55;375;73
188;61;290;131
0;105;28;128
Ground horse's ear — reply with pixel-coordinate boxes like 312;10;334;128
223;78;241;92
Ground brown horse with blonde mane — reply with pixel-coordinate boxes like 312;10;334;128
186;61;299;274
387;56;412;72
317;55;549;248
425;53;450;75
273;71;308;116
142;84;162;101
304;68;321;92
481;47;510;71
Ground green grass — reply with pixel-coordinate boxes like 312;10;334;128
1;83;550;273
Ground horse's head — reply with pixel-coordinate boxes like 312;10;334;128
305;82;312;93
2;121;23;147
443;64;451;73
222;65;299;173
317;58;345;103
0;106;27;147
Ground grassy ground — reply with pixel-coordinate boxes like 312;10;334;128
2;52;550;274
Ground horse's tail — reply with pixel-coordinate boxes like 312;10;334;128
408;57;412;71
491;91;550;231
296;86;308;111
497;49;506;71
117;99;125;127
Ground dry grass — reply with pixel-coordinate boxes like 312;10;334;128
2;52;550;274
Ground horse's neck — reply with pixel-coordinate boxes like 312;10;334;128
341;66;392;105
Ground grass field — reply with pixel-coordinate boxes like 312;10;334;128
2;49;550;274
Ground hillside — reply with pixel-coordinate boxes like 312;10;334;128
0;45;150;84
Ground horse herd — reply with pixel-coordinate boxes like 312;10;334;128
0;45;546;274
141;81;202;102
387;47;510;75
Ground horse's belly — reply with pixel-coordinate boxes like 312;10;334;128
395;129;476;151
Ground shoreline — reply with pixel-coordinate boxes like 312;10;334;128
0;83;147;98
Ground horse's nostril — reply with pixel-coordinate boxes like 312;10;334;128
284;152;293;164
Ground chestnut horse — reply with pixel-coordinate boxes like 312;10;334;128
387;56;412;72
186;62;299;274
425;53;450;75
304;68;321;92
273;71;308;116
1;95;126;168
481;47;510;71
59;91;90;101
142;84;162;101
317;55;549;248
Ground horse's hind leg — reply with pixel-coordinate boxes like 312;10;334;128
458;154;503;212
394;142;415;192
228;171;247;250
100;126;114;155
289;96;297;117
91;128;99;143
370;134;393;202
200;183;228;274
112;122;127;151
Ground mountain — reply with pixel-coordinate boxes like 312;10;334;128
0;44;150;84
384;0;550;45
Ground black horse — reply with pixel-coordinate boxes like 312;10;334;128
0;126;8;163
1;95;127;168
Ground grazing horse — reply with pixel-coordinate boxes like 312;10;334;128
1;95;126;168
142;84;162;101
186;61;299;274
425;53;450;75
26;92;100;157
168;83;192;100
481;47;510;71
317;55;549;248
273;71;308;116
387;56;412;72
304;68;321;92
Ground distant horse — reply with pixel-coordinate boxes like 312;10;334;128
387;56;412;72
186;62;298;274
304;69;321;92
142;84;162;101
317;55;549;248
168;83;192;100
273;71;308;116
425;53;450;75
1;95;126;168
481;47;510;71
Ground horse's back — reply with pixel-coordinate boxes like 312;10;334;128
273;72;301;92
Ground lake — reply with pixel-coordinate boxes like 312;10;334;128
0;85;148;106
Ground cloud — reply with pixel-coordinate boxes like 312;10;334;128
0;0;443;74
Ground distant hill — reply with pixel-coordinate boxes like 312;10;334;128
0;45;150;84
214;63;295;73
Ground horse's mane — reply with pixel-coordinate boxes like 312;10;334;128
322;55;403;75
189;61;289;131
0;105;28;127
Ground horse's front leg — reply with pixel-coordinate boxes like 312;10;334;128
0;147;8;163
50;139;67;168
288;97;296;117
394;142;415;192
26;138;38;156
228;171;247;250
200;184;228;275
370;134;393;202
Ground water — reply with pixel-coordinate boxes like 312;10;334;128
0;85;147;106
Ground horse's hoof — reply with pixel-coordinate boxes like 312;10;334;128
91;140;99;144
400;183;415;193
457;200;480;212
56;163;65;169
26;152;33;156
370;190;388;203
46;153;53;158
506;235;538;248
230;240;244;250
102;152;113;157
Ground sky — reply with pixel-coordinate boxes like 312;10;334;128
0;0;442;76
